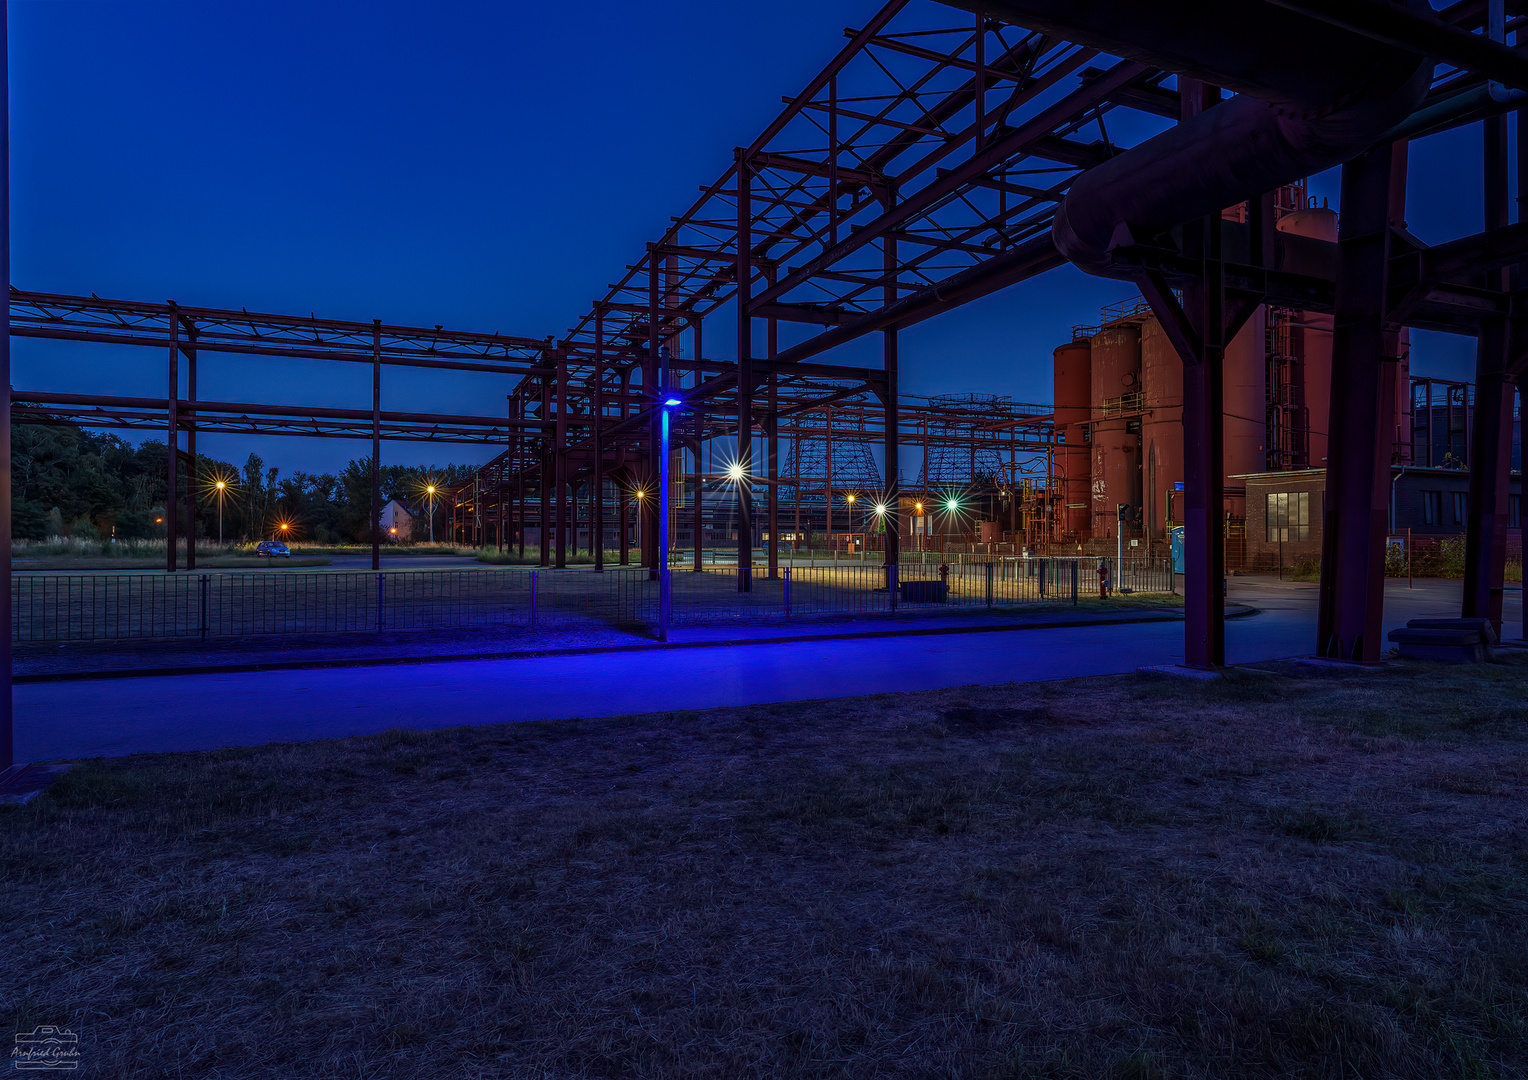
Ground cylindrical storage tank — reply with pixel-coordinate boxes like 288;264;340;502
1139;317;1183;539
1052;339;1092;540
1223;306;1268;489
1089;323;1142;538
1090;323;1141;413
1277;207;1338;467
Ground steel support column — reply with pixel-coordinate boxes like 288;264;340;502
883;329;900;573
555;356;568;569
371;320;382;571
1137;80;1226;667
539;375;551;566
165;304;179;572
1178;223;1226;669
1463;109;1515;635
594;312;605;573
1317;142;1407;661
1;2;12;770
767;393;779;580
620;368;631;565
883;220;901;574
1462;318;1514;633
736;149;754;592
692;317;704;571
1519;101;1528;643
767;298;779;580
646;247;661;579
183;327;197;571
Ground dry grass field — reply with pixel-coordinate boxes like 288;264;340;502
4;655;1527;1078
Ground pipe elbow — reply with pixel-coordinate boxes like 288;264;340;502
1046;8;1433;277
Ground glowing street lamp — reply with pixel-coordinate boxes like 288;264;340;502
726;462;745;483
214;480;227;546
426;484;437;544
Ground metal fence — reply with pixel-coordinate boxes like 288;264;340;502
12;569;656;643
12;557;1174;643
666;557;1172;624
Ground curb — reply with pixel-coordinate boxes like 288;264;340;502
14;605;1253;684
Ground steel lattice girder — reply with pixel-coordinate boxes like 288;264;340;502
10;290;551;373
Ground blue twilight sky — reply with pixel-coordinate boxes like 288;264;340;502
11;0;1488;476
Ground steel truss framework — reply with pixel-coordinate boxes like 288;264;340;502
9;0;1526;657
7;289;558;573
453;0;1528;657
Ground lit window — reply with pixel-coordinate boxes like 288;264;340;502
1265;491;1309;542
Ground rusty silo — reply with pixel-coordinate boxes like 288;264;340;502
1140;317;1183;539
1276;206;1337;466
1089;323;1142;538
1051;338;1093;540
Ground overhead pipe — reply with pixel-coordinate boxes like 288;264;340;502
940;0;1434;276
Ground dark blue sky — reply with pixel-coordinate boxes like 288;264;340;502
11;1;1486;475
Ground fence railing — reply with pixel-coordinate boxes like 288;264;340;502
12;569;657;643
12;557;1175;643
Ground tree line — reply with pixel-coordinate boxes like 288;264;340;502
12;421;476;543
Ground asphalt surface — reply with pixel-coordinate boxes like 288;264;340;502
14;576;1521;761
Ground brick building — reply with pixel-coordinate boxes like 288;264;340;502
1238;467;1522;570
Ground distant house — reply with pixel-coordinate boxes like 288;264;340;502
379;499;416;542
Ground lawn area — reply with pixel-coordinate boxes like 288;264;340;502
4;657;1527;1077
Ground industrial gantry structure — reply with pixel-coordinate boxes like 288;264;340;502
436;0;1526;670
4;0;1527;698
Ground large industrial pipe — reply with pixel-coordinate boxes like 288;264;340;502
941;0;1433;275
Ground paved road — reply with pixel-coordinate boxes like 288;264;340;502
15;577;1520;761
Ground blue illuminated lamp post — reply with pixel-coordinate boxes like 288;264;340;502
659;396;682;641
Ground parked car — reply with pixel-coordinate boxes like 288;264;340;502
255;541;291;558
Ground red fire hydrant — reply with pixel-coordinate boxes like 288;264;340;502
1097;560;1110;599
